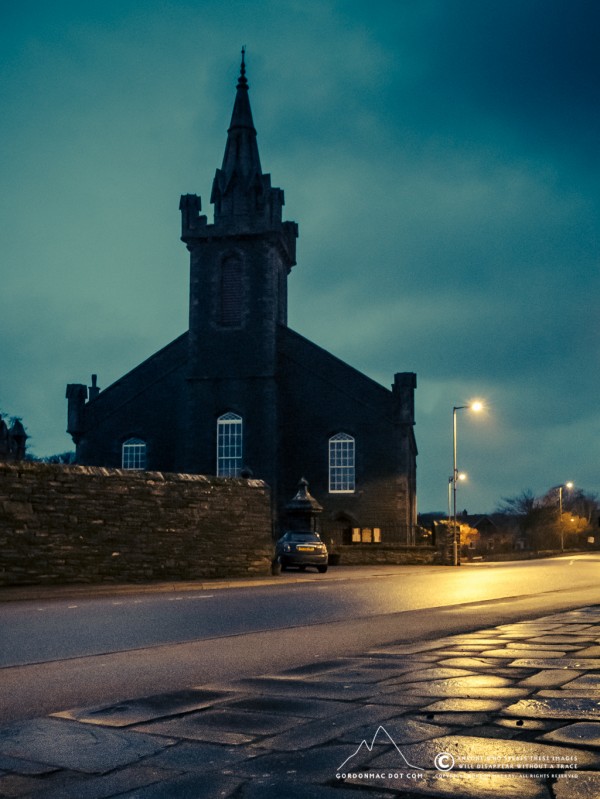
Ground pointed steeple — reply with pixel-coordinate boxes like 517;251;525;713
219;47;262;185
210;48;284;230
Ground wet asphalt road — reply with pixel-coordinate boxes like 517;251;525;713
1;555;599;668
0;555;599;722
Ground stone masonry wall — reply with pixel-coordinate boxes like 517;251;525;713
0;462;273;586
334;545;439;566
332;523;456;567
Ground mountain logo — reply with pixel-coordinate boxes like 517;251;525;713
337;725;424;772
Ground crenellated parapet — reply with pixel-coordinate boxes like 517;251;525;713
179;193;207;240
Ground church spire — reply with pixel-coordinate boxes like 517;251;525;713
220;46;261;177
210;49;283;230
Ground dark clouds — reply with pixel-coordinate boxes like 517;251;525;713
1;0;598;511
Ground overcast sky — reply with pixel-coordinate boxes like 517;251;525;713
2;0;598;513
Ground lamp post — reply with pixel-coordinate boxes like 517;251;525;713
448;473;466;524
452;401;483;566
558;481;574;552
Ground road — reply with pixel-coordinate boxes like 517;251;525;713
0;554;599;723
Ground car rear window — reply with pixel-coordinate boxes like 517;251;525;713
287;532;321;542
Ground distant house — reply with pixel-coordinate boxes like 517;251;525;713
66;54;418;544
460;513;520;555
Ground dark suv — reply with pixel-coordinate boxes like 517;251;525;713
275;531;329;573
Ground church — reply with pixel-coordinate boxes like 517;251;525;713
66;54;418;547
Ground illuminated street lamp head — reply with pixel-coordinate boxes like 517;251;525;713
458;472;467;481
453;400;484;413
565;481;574;489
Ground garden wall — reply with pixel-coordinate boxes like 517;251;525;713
0;462;273;586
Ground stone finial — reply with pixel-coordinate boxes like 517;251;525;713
285;477;323;532
88;374;101;401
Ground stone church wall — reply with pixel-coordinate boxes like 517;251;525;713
0;462;273;586
278;329;415;542
75;333;189;472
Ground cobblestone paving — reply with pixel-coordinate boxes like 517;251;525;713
1;607;600;797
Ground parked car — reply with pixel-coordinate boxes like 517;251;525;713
275;530;328;573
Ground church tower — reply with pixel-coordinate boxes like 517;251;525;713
179;51;298;487
65;52;416;547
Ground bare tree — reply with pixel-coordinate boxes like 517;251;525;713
496;490;556;550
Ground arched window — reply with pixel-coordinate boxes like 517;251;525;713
217;413;243;476
122;438;146;470
329;433;355;493
219;255;243;327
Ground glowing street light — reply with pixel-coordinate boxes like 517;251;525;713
558;481;574;552
448;473;466;523
452;401;484;566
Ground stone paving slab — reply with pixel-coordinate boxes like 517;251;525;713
562;673;600;689
3;605;600;797
553;771;600;799
252;704;403;752
52;687;240;728
226;676;376;701
344;771;554;798
0;772;65;797
421;698;508;713
240;778;390;799
237;743;369;784
537;688;600;698
339;717;455;745
23;764;181;799
416;711;496;727
480;648;569;658
0;718;174;774
133;708;309;744
518;669;582;688
503;696;600;721
380;733;600;770
0;752;59;775
494;717;561;732
508;657;600;669
436;657;512;668
540;722;600;747
221;695;358;719
391;667;483;683
530;634;595;649
116;770;245;798
363;689;433;707
369;638;474;655
398;686;530;700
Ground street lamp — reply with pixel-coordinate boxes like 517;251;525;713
452;401;483;565
558;481;574;552
448;473;466;523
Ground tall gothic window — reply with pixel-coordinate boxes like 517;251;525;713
219;255;243;327
217;412;243;476
122;437;147;470
329;433;355;493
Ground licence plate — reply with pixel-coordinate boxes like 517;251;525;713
296;546;314;551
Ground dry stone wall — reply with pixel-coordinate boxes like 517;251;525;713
0;462;273;586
